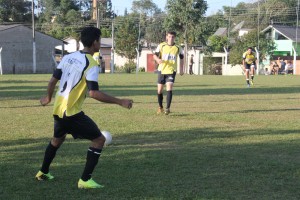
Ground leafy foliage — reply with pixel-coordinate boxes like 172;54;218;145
114;14;140;60
0;0;31;22
132;0;161;15
164;0;208;45
144;14;167;49
207;35;228;52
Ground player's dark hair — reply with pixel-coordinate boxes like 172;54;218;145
81;27;101;47
248;47;253;50
167;31;176;36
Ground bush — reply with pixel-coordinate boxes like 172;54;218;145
123;60;136;73
138;67;145;72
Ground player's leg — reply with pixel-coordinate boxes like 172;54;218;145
245;65;250;87
36;116;67;181
78;135;105;189
71;113;105;189
250;64;255;85
157;71;165;114
165;72;176;115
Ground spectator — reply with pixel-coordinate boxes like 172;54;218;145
285;60;293;74
189;54;194;75
277;57;286;74
270;60;279;75
264;67;270;75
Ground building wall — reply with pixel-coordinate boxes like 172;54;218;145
0;26;63;74
274;40;293;55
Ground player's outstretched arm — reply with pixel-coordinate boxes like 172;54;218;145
40;77;59;106
89;90;133;109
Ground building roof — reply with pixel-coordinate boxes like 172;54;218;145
213;28;227;37
261;25;300;42
0;24;21;31
0;24;66;43
231;21;245;33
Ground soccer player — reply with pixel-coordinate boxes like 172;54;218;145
153;31;184;115
35;27;133;189
242;47;257;87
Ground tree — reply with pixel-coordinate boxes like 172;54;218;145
124;8;128;16
164;0;208;43
115;14;140;60
65;9;81;24
207;35;228;52
0;0;31;22
144;13;167;49
132;0;161;15
164;0;208;72
222;0;298;29
104;0;116;18
229;30;275;66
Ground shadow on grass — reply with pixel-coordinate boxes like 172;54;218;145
1;127;299;199
1;84;299;100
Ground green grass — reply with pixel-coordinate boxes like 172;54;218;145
0;73;300;200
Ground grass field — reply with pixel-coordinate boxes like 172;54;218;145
0;73;300;200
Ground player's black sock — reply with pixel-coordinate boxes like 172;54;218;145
41;142;58;174
166;90;173;109
81;147;102;181
251;75;254;80
158;93;163;108
246;79;250;85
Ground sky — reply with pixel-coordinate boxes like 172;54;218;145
112;0;243;16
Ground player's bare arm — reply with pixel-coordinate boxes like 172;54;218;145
153;54;163;64
40;77;59;106
89;90;133;109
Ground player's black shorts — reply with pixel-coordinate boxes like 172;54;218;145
53;111;101;140
245;63;255;70
157;71;176;84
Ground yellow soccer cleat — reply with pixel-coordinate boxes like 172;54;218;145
35;171;54;181
78;178;104;189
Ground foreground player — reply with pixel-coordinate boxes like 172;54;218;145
153;31;184;115
242;47;257;87
35;27;133;189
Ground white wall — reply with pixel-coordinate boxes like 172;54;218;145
222;64;244;75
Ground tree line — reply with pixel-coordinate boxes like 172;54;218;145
0;0;298;66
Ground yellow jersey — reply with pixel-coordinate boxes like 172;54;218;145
243;51;256;65
155;42;183;74
53;51;100;118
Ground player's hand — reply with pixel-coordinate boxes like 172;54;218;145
121;99;133;109
157;59;163;64
40;96;51;106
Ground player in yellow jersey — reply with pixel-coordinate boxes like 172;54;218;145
242;47;257;87
153;31;184;115
35;27;133;189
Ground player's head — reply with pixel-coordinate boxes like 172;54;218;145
81;27;101;49
247;47;253;53
166;31;176;45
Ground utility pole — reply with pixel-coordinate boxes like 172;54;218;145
295;0;299;74
227;0;232;50
136;13;141;74
111;20;115;73
32;0;36;73
257;1;260;75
